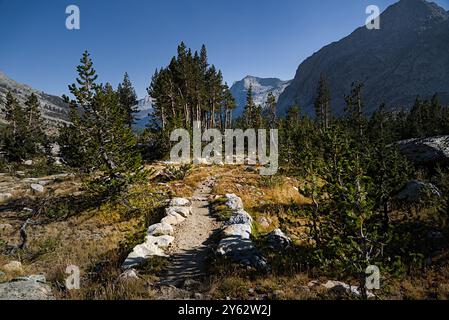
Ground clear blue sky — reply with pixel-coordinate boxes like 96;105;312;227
1;0;448;98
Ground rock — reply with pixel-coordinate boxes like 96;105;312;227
396;136;449;166
225;194;244;212
161;211;186;226
228;210;253;225
0;223;13;235
147;222;174;236
394;180;441;203
118;269;139;281
0;275;54;300
30;184;44;194
307;280;320;288
217;237;254;256
166;206;191;218
1;261;23;274
273;290;285;299
38;180;51;186
217;237;268;271
323;280;375;299
194;292;204;300
122;242;168;269
256;217;270;228
170;198;191;207
266;229;292;250
145;235;175;249
0;193;13;203
192;196;208;201
223;224;252;240
23;160;33;166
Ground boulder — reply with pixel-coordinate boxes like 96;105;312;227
147;222;174;236
323;280;375;299
266;229;292;250
225;194;244;212
122;242;168;269
1;261;23;274
217;237;268;271
396;136;449;166
166;206;191;218
145;235;175;249
0;275;54;300
222;224;252;240
118;269;139;281
161;212;186;226
170;198;191;207
0;193;13;203
30;184;44;194
394;180;441;203
227;210;253;225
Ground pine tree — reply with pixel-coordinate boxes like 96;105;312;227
345;82;366;138
222;83;236;129
1;92;29;161
243;85;255;128
64;51;142;196
314;74;331;132
23;93;46;157
3;92;20;135
266;92;278;129
117;72;138;127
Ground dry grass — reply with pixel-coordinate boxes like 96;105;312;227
2;164;449;300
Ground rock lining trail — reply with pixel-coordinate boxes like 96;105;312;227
157;176;221;288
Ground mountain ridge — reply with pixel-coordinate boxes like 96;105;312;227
277;0;449;116
230;76;292;117
0;70;70;127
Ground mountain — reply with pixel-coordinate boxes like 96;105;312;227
0;71;70;126
133;95;155;131
277;0;449;116
230;76;292;117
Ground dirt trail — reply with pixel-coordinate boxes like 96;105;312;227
157;176;221;288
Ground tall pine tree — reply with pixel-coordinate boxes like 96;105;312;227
63;51;142;196
117;72;138;127
314;74;331;132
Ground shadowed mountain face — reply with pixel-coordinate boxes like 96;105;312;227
230;76;292;117
277;0;449;116
0;71;69;126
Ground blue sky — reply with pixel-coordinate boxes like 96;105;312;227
0;0;448;98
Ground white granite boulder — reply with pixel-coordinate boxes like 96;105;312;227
170;197;191;207
0;275;54;300
227;210;253;225
222;224;252;240
225;194;244;212
147;222;174;236
31;184;44;194
161;211;186;226
122;242;168;269
166;206;191;218
145;235;175;249
266;229;292;250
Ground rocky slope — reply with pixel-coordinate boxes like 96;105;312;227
230;76;292;117
0;71;70;127
277;0;449;116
